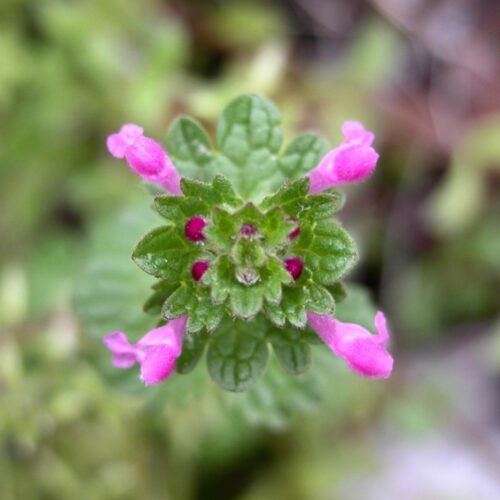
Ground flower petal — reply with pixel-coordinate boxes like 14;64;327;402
341;121;374;146
307;311;394;379
106;123;181;195
306;312;337;348
140;345;178;385
103;331;140;368
338;336;393;378
138;317;186;356
308;121;378;193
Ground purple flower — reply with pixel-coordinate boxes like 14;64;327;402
106;124;181;195
308;121;379;194
307;311;393;378
103;316;187;385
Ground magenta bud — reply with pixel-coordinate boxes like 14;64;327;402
185;216;207;242
240;223;258;237
288;226;300;240
284;257;303;281
191;261;210;281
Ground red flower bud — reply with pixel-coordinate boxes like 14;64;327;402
284;257;303;281
191;261;210;281
185;216;207;242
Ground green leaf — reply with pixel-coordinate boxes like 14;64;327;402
269;326;312;374
143;280;178;315
232;239;267;268
204;208;238;250
280;288;308;327
260;206;294;247
260;178;309;214
162;283;225;333
165;116;214;181
303;281;335;315
132;226;200;280
161;282;193;318
262;266;334;327
233;202;263;226
294;220;358;285
154;175;242;226
302;192;342;221
278;131;329;179
180;177;220;205
212;175;244;208
154;195;209;223
214;94;283;198
176;332;209;374
230;285;264;319
202;255;233;303
326;281;347;303
264;286;307;328
261;177;341;221
260;256;292;303
203;255;291;320
206;319;269;392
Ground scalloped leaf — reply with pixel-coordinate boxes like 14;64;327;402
214;94;283;198
176;331;209;374
262;270;334;328
165;116;214;181
203;255;292;319
278;131;329;179
154;175;243;225
161;282;225;333
293;220;358;285
143;280;178;315
260;177;341;221
132;226;201;280
206;319;269;392
269;326;312;375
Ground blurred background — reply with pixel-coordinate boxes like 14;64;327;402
1;0;499;498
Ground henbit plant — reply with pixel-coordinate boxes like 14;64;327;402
102;94;393;392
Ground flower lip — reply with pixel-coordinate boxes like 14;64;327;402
192;261;210;281
284;257;303;281
103;317;187;386
106;123;182;195
185;216;207;242
307;121;378;194
306;311;393;379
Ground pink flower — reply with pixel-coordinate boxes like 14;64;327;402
106;124;181;195
308;121;379;194
307;311;393;378
103;316;187;385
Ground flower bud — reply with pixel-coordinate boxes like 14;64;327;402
103;317;187;385
306;311;393;378
284;257;303;281
308;121;378;194
106;123;181;195
191;261;210;281
185;216;207;242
